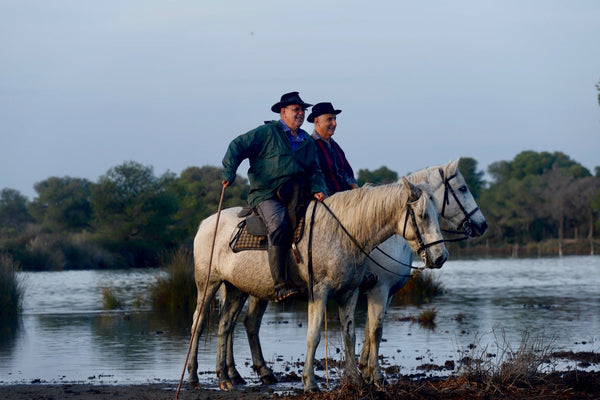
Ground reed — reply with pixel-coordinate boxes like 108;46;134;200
101;287;123;310
150;247;197;318
393;270;444;305
0;253;24;323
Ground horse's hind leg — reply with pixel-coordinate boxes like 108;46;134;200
361;289;388;385
187;279;222;388
217;282;248;390
336;288;362;387
244;296;277;385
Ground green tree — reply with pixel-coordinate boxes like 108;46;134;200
458;157;485;199
90;161;178;267
29;177;92;231
0;189;33;233
357;166;398;186
488;150;590;183
167;166;248;242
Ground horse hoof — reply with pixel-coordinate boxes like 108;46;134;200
304;386;320;394
188;381;200;390
260;373;278;386
231;376;247;386
218;380;234;391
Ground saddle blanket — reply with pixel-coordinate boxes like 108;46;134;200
229;216;305;253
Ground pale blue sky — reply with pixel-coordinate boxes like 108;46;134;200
2;1;599;199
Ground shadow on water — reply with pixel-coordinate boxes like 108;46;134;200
0;317;21;356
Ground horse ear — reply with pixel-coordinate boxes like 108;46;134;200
402;177;421;201
449;159;459;174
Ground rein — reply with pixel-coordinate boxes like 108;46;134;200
310;199;440;279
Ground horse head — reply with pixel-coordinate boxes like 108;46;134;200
434;159;488;238
400;177;448;269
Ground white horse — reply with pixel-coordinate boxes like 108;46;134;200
187;178;448;393
217;159;488;388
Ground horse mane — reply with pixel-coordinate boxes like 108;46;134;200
314;182;427;254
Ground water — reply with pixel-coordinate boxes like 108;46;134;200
1;256;599;386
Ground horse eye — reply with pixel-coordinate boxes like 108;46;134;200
459;186;467;193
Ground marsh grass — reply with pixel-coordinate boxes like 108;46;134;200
0;253;24;324
101;287;123;310
285;329;579;400
456;328;557;389
150;247;197;318
393;271;443;305
417;307;437;328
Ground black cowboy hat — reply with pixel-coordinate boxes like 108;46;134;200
271;91;313;113
307;102;342;123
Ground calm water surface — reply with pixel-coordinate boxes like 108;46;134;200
1;256;598;386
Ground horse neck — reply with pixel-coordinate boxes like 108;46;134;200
318;185;409;256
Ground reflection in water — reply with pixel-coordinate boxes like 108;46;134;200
0;256;598;385
0;318;21;357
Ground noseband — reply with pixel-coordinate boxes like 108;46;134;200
402;200;445;257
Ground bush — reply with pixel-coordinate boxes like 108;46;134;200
0;253;24;323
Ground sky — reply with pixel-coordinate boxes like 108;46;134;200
2;1;599;200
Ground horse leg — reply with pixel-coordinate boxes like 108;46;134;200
302;287;328;393
216;282;248;390
362;288;388;385
358;311;371;373
244;296;278;385
187;279;222;388
336;288;362;387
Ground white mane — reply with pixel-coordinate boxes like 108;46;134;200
312;182;428;254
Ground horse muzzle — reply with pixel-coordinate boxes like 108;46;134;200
463;219;488;238
420;247;448;269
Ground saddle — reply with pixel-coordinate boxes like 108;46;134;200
229;206;306;253
229;177;311;254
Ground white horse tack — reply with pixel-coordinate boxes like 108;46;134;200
186;178;448;393
219;159;488;387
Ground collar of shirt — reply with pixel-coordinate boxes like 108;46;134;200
311;131;332;146
280;120;308;147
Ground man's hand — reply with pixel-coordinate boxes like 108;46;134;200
313;192;326;202
222;180;230;188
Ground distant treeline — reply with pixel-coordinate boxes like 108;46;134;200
1;151;599;270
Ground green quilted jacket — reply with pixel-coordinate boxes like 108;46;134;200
221;121;327;207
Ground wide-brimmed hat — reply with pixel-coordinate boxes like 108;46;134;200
271;91;313;113
307;102;342;123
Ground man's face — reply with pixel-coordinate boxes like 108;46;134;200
280;104;306;132
314;113;337;140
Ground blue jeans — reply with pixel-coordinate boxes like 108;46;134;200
255;198;290;246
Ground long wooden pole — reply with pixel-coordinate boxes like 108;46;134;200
175;184;226;400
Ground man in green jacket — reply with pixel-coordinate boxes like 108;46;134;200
221;91;327;302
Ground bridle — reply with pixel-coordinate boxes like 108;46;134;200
369;169;481;273
308;196;443;282
438;168;480;241
402;198;445;258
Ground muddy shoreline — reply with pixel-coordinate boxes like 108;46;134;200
1;351;598;400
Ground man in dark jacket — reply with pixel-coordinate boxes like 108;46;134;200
308;101;377;291
221;92;327;302
308;102;358;196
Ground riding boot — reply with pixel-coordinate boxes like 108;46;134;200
267;245;298;302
